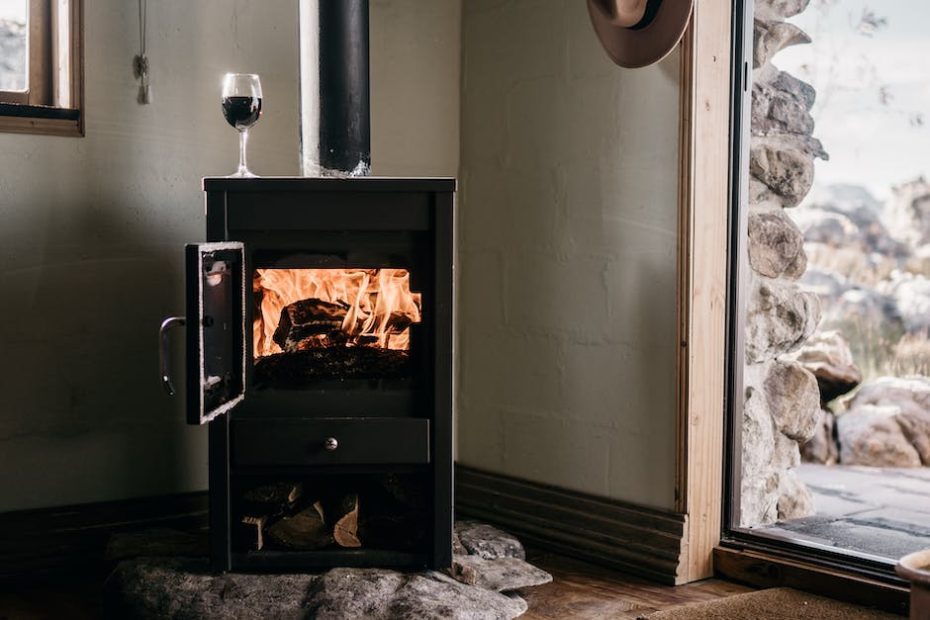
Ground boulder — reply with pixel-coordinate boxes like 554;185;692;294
763;360;821;441
883;273;930;332
450;555;552;592
740;386;780;527
883;177;930;248
836;405;922;467
777;469;815;520
753;19;811;70
791;209;861;248
789;330;862;403
752;71;815;136
304;568;528;620
750;140;816;207
755;0;811;21
748;207;807;279
801;409;839;465
745;278;821;363
103;522;547;620
848;376;930;464
454;521;525;560
800;267;849;300
823;287;903;333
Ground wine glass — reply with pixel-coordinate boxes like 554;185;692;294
221;73;263;177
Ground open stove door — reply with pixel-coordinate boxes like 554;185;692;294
186;242;246;425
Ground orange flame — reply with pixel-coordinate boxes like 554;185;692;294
253;268;421;357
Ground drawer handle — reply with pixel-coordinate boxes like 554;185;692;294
324;437;338;451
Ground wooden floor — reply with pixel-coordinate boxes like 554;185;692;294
0;552;751;619
523;549;752;619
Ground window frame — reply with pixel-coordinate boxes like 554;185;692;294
0;0;83;137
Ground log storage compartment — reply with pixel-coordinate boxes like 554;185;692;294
189;177;454;571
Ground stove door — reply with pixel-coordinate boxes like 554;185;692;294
186;242;246;425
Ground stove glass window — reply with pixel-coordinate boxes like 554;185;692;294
252;268;421;386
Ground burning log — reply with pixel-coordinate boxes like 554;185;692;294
253;347;411;387
272;298;348;352
266;502;333;550
322;493;361;548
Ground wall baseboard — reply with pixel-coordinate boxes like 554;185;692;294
0;492;208;584
455;465;687;585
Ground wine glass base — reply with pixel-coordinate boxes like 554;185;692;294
227;170;258;178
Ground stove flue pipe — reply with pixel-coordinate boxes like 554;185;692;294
298;0;371;177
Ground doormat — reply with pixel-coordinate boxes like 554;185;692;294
639;587;898;619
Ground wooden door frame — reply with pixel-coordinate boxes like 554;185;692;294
673;0;748;583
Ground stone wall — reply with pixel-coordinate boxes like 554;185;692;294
740;0;827;526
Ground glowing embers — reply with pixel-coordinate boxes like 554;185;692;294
252;269;422;386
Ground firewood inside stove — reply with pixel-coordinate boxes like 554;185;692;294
272;298;348;352
241;515;267;551
322;493;361;548
266;501;333;550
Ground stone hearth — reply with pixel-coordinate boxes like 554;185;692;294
103;521;551;620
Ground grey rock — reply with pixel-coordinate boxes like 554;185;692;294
753;19;811;69
789;330;862;403
764;360;821;441
836;405;922;467
745;278;821;363
884;273;930;333
749;140;816;207
800;267;850;300
305;568;528;620
752;78;814;137
848;376;930;465
777;469;815;520
105;522;547;620
755;0;811;21
883;176;930;248
822;286;903;335
104;558;317;620
771;71;817;113
450;555;552;592
801;409;839;465
455;521;525;560
748;207;807;279
105;560;531;620
740;386;779;527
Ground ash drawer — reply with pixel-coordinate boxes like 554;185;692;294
232;417;430;466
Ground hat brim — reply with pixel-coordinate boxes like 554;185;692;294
587;0;694;69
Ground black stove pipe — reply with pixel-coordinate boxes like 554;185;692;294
299;0;371;177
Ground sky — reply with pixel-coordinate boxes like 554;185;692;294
0;0;24;22
776;0;930;202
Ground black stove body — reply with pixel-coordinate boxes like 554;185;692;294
186;176;454;571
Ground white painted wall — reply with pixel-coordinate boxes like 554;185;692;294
0;0;460;512
456;0;681;509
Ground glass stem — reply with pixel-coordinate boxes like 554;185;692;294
238;128;249;175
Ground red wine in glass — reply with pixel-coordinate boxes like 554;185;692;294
221;73;263;177
222;96;262;130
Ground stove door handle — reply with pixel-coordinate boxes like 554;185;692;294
160;316;187;396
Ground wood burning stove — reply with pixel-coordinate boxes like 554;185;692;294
165;176;453;571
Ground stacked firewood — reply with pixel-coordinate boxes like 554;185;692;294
236;476;426;552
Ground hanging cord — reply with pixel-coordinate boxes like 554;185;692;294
133;0;151;104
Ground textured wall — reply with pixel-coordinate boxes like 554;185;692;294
456;0;681;509
0;0;461;512
740;0;826;526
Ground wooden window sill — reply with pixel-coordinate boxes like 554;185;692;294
0;103;83;137
714;544;909;615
